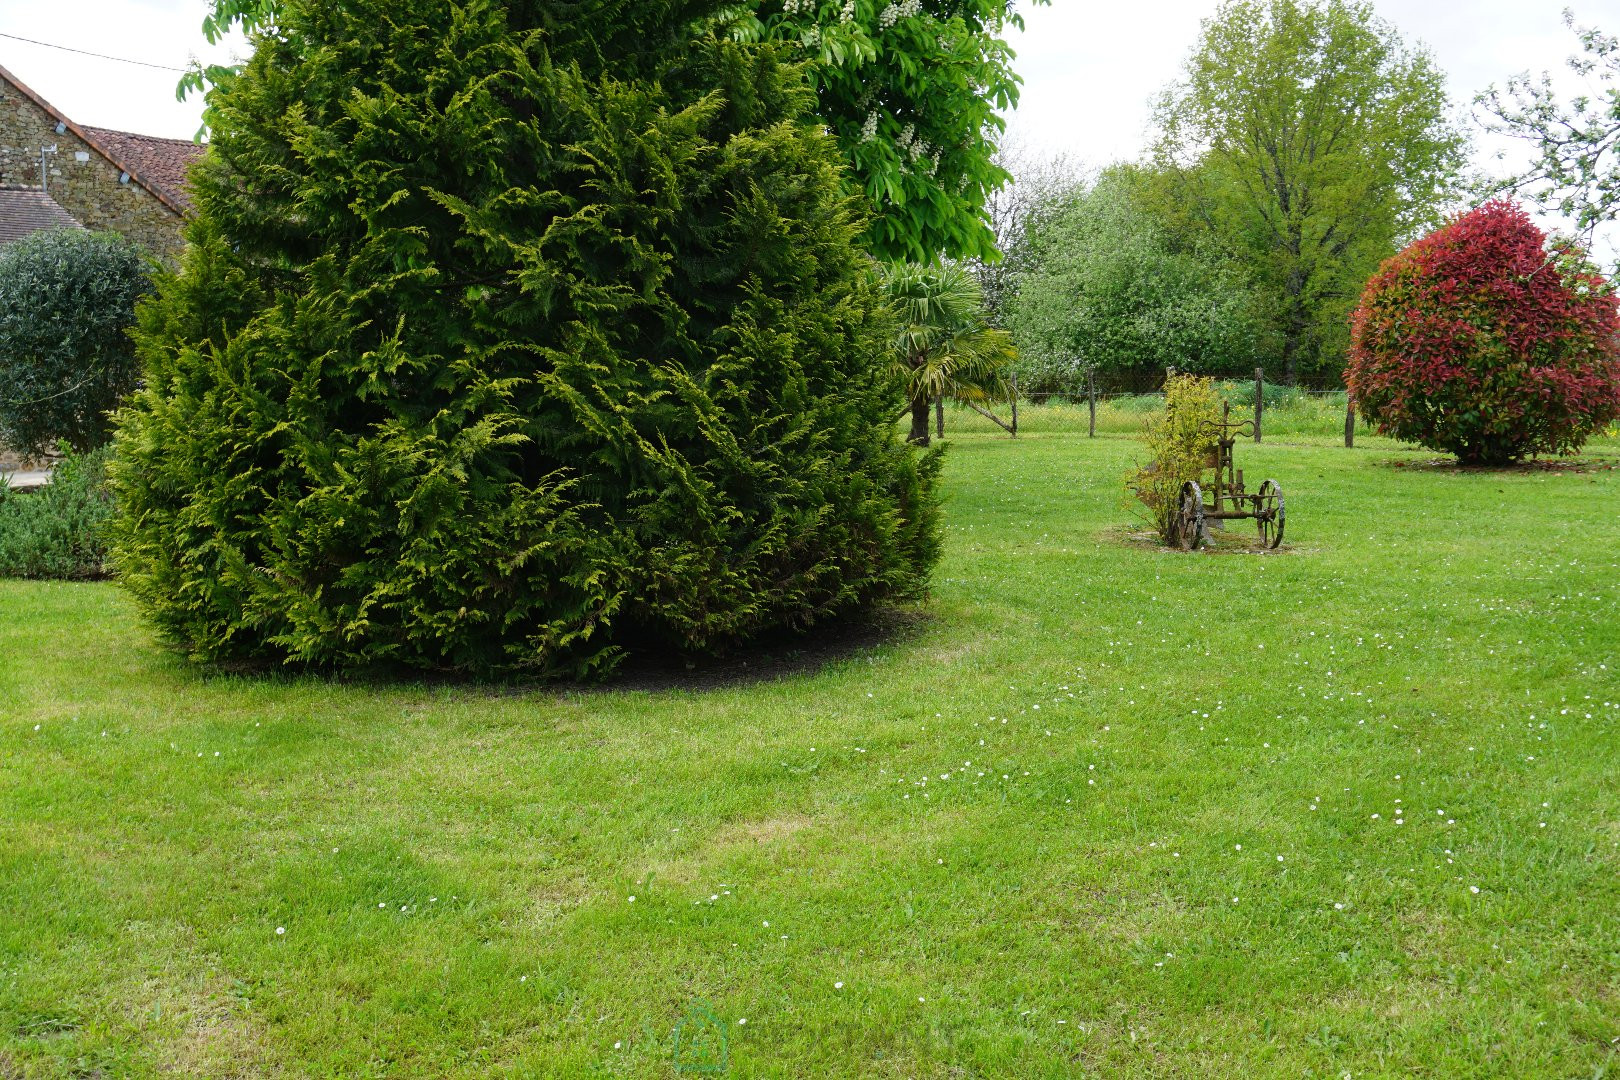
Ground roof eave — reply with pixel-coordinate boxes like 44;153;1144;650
0;60;191;219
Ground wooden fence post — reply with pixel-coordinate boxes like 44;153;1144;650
1010;372;1018;438
1254;366;1264;443
1087;368;1097;438
1345;399;1356;448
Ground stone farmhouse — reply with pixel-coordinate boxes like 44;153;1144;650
0;62;203;261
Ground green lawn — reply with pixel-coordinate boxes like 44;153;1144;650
4;422;1620;1077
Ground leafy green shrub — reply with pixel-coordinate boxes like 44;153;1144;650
1125;375;1221;545
0;448;113;579
1348;200;1620;464
1010;169;1264;393
0;230;151;456
112;0;941;678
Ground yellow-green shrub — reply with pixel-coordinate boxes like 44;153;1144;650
1125;375;1221;544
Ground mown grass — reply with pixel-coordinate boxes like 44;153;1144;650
3;417;1619;1078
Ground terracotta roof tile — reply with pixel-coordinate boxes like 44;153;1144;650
0;184;83;244
80;126;207;213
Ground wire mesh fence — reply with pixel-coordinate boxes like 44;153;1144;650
936;386;1358;440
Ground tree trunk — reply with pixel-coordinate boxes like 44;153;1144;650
908;393;931;446
935;395;944;438
1281;299;1308;386
1281;242;1308;386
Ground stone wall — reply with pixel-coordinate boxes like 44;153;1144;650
0;441;56;472
0;82;186;263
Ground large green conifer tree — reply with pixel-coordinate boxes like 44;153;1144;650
112;0;940;677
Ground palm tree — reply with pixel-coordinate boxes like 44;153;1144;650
882;263;1017;446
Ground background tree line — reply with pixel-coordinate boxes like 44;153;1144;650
985;0;1469;394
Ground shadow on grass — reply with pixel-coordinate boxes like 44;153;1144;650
1373;455;1619;474
180;603;935;698
607;604;933;693
1100;523;1297;557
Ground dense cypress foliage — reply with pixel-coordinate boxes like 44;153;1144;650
112;0;941;677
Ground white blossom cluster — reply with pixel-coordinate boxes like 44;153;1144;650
906;145;940;177
841;0;857;23
781;0;815;13
860;111;880;142
879;0;922;29
893;121;941;176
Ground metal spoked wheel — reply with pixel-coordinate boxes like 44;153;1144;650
1176;481;1206;551
1256;479;1285;549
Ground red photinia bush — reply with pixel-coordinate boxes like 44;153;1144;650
1347;200;1620;465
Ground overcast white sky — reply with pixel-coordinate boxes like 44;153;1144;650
0;0;246;138
1006;0;1620;165
1004;0;1620;260
1;0;1618;248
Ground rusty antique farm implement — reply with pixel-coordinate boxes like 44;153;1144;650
1171;402;1285;551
